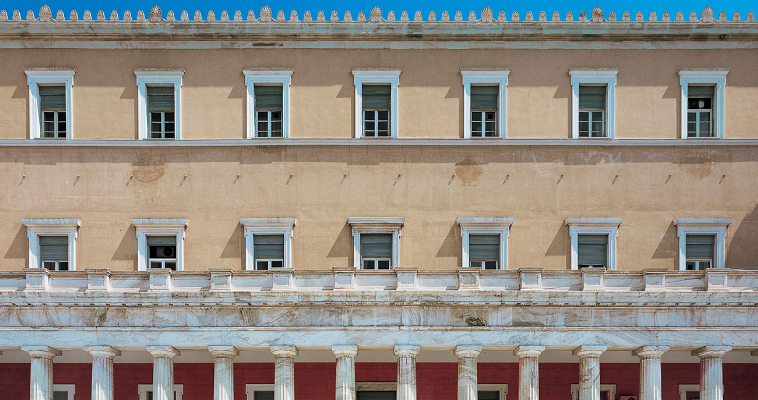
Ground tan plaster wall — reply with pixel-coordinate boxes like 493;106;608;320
1;145;757;272
0;48;756;139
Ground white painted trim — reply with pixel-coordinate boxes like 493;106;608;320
243;70;293;139
569;70;618;140
22;219;80;270
131;219;189;271
679;384;700;400
138;384;183;400
679;70;728;139
675;218;733;270
570;384;616;400
246;384;276;400
478;384;508;400
240;218;297;270
25;70;75;140
352;70;401;138
53;384;76;400
566;218;623;271
461;71;509;139
135;71;184;140
348;217;404;269
457;217;514;270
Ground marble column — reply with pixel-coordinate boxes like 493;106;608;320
514;346;544;400
572;346;606;400
208;346;238;400
85;346;121;400
271;345;298;400
692;346;731;400
146;346;180;400
633;346;668;400
22;346;61;400
333;345;358;400
454;345;481;400
394;345;420;400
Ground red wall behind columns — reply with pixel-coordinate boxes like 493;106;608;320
0;363;30;399
233;363;275;400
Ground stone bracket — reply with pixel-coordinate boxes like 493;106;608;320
643;269;666;291
518;268;543;290
706;269;729;291
458;268;480;290
87;269;111;291
581;267;605;291
148;268;173;291
210;269;233;291
271;267;294;290
24;268;49;291
396;267;418;290
333;267;356;290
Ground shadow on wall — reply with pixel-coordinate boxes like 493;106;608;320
111;225;137;267
327;222;353;263
435;222;461;266
545;222;571;270
726;202;758;270
3;225;28;267
651;221;679;263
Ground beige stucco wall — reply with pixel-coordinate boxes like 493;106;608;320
0;48;756;139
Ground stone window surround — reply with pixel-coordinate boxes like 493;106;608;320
132;218;189;271
22;218;80;271
570;384;616;400
135;70;184;140
138;384;183;400
352;70;401;139
457;217;514;270
240;217;296;270
566;217;623;271
246;384;275;400
569;70;618;140
461;70;510;139
348;217;404;269
675;217;733;270
243;70;293;139
54;384;76;400
25;69;75;140
679;70;728;139
478;383;509;400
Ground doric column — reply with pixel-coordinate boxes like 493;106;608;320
85;346;121;400
146;346;180;400
271;345;298;400
22;346;61;400
208;346;238;400
394;345;420;400
692;346;731;400
333;345;358;400
514;346;544;400
454;345;481;400
633;346;668;400
572;346;606;400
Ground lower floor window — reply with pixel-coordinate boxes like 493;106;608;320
577;234;608;268
53;384;75;400
254;234;285;270
357;391;395;400
685;234;714;271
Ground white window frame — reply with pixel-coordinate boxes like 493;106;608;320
461;70;509;139
566;217;623;271
478;383;508;400
135;70;184;140
679;70;727;139
246;384;275;400
569;70;618;139
132;219;188;271
53;384;76;400
348;217;404;269
352;70;401;138
457;217;513;270
243;70;293;139
674;217;733;270
679;384;700;400
570;384;616;400
25;69;75;140
22;219;80;270
138;383;183;400
240;217;296;270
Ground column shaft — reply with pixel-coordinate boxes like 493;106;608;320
515;346;544;400
395;345;420;400
147;346;180;400
455;346;482;400
692;346;730;400
333;345;358;400
271;345;298;400
633;346;668;400
573;346;606;400
86;346;121;400
23;346;61;400
209;346;238;400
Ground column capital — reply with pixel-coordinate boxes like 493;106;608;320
394;344;420;357
146;345;180;359
454;345;482;358
332;344;358;357
22;345;61;359
514;345;545;358
572;345;607;358
692;346;731;359
208;345;238;359
270;345;298;358
633;345;669;359
85;345;121;358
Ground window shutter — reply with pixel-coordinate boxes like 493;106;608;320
579;86;606;110
53;392;69;400
688;86;714;98
362;85;391;109
686;235;715;259
469;234;500;261
254;86;283;110
253;392;275;400
146;235;176;246
477;392;501;400
39;236;68;261
360;234;393;259
254;235;285;260
357;392;396;400
577;234;608;266
470;86;499;110
147;86;175;111
39;86;66;110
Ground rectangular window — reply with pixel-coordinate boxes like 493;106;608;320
685;234;714;270
53;392;69;400
146;393;178;400
477;392;500;400
469;234;500;269
39;86;67;139
687;86;714;138
251;392;274;400
147;87;176;139
470;86;498;138
39;235;69;271
147;235;177;270
357;392;395;400
360;233;392;269
577;234;608;268
578;86;606;138
253;234;284;270
254;86;283;138
362;85;391;137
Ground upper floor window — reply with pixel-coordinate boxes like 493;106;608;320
25;69;75;140
348;217;404;269
567;217;622;270
461;70;509;139
578;86;606;138
679;70;728;139
132;219;188;271
22;218;80;271
569;70;617;139
135;70;183;140
244;70;292;139
675;217;733;270
241;218;296;270
458;217;513;270
147;87;176;139
352;70;400;138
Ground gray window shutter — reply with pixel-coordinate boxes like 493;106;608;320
253;392;275;400
688;86;714;98
470;86;499;110
362;85;391;109
147;86;175;111
360;234;393;259
577;234;608;266
254;235;285;259
686;235;714;259
39;86;66;110
254;86;283;110
579;86;606;110
477;392;501;400
39;236;68;261
357;392;396;400
53;392;69;400
146;235;176;246
469;234;500;261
